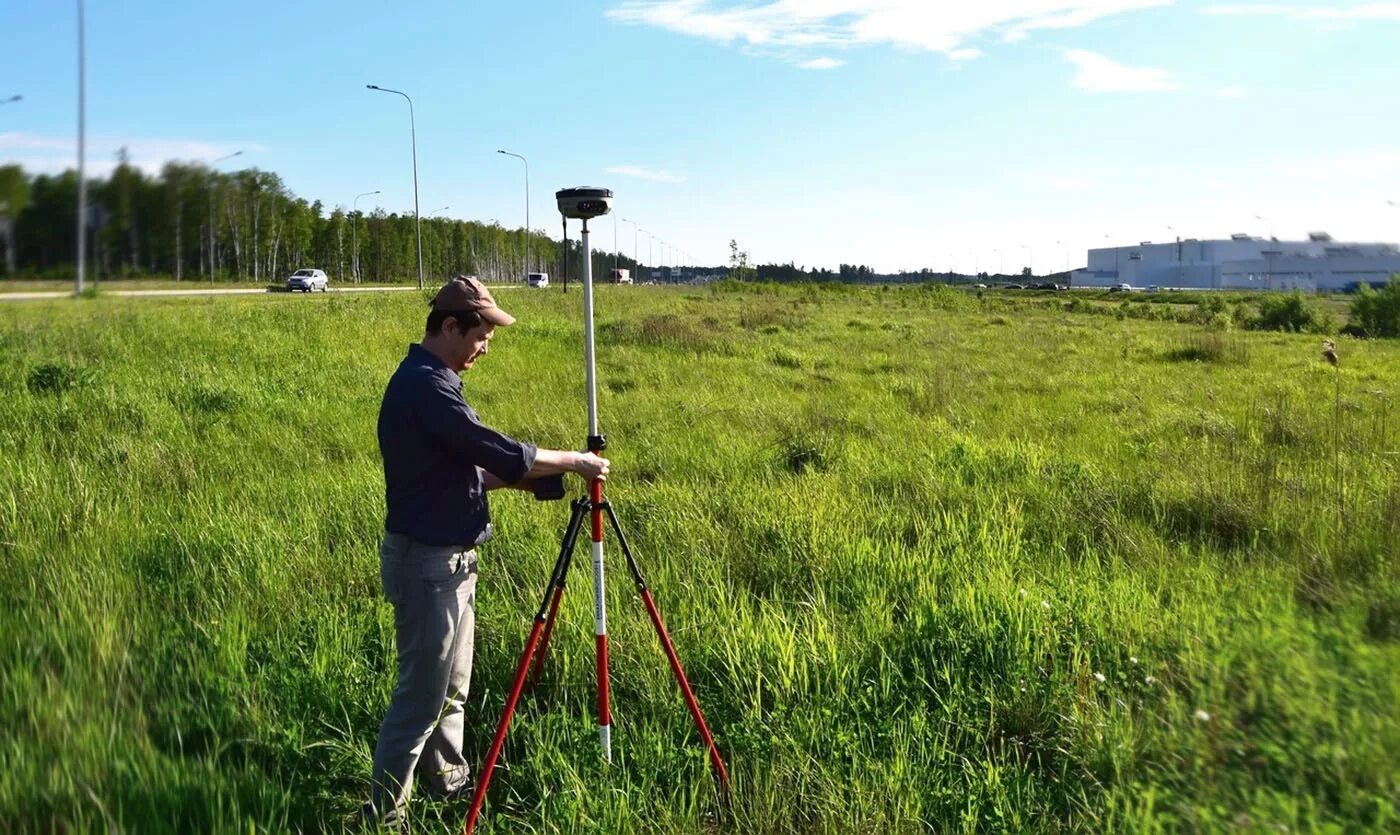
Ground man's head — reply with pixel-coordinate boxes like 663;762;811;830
423;276;516;372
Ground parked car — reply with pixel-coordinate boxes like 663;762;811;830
287;268;329;292
1002;283;1027;290
527;272;550;288
1033;282;1066;291
1108;283;1133;292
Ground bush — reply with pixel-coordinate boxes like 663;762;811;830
1250;291;1333;333
1347;276;1400;338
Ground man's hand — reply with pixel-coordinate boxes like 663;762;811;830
573;451;610;481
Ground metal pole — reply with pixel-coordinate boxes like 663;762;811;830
75;0;86;296
578;217;612;762
497;150;529;283
366;85;423;289
353;190;379;284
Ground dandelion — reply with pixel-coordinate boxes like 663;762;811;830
1144;675;1156;685
1093;672;1106;683
1194;709;1211;722
1129;656;1139;665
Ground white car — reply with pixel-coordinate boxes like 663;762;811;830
527;272;549;288
287;269;329;292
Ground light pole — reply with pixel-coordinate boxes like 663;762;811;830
1255;213;1275;241
621;217;638;279
430;205;450;216
352;190;379;284
206;151;243;284
1166;225;1181;288
497;150;529;283
75;0;86;296
367;84;423;289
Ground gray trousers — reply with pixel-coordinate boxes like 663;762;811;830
367;532;478;824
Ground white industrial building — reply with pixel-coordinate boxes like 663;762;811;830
1071;233;1400;292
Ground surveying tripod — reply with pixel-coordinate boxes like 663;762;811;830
463;191;730;834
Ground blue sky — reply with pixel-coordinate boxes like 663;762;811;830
3;1;1398;272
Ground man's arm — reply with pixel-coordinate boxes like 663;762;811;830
479;449;610;491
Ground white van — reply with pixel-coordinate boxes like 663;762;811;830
527;272;549;288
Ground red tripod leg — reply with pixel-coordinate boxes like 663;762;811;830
462;619;546;835
465;501;587;835
603;504;731;793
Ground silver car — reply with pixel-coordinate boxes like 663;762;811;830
287;269;329;292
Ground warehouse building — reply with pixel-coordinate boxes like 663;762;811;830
1071;233;1400;291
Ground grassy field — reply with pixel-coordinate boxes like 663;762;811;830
1;283;1397;833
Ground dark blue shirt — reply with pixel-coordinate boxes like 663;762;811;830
378;343;537;546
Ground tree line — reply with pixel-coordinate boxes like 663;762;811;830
0;154;648;285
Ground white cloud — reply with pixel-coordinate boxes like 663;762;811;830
1204;3;1400;23
0;133;264;177
1062;48;1181;92
797;56;845;69
948;48;983;61
606;1;1174;62
1213;84;1248;98
604;164;685;183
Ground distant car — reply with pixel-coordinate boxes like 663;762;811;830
1002;283;1027;290
527;272;550;288
1109;283;1133;292
1033;282;1065;291
287;268;329;292
973;283;988;288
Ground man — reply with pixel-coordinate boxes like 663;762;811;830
364;275;609;826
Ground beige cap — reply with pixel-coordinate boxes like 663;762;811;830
430;275;516;326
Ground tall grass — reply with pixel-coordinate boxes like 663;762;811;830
1;285;1397;832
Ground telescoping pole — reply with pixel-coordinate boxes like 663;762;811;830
580;217;612;762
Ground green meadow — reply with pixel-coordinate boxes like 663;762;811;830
2;284;1397;833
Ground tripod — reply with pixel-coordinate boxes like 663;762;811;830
463;198;730;834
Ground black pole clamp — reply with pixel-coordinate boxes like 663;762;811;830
587;434;607;453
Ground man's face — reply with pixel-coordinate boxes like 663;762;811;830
452;319;496;371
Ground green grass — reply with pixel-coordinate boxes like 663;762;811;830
2;285;1398;833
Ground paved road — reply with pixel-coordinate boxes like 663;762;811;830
0;285;517;302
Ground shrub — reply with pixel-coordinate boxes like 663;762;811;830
1250;291;1333;333
1347;276;1400;338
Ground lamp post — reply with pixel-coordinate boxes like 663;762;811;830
206;150;244;284
1255;213;1274;241
621;218;638;279
366;84;423;289
75;0;86;296
430;205;450;216
352;189;379;284
497;150;529;283
639;227;652;281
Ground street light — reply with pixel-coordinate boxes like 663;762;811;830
75;0;86;296
206;150;244;284
621;217;639;278
430;205;450;216
367;84;424;289
352;189;380;284
1255;213;1275;241
497;149;529;283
